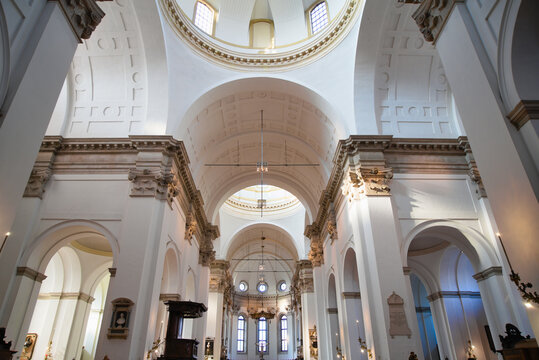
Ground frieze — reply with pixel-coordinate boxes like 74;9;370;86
307;136;471;247
33;136;219;262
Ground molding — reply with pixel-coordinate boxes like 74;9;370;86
51;0;108;42
35;136;219;265
108;267;117;277
342;291;361;299
507;100;539;130
306;136;472;240
16;267;47;283
160;293;181;301
159;0;361;71
38;292;94;303
327;307;338;314
398;0;464;43
427;290;481;302
473;266;503;282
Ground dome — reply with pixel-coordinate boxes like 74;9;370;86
160;0;361;70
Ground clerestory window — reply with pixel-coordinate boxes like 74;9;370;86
310;2;329;35
194;1;214;35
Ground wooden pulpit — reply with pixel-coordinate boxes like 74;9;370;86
158;301;208;360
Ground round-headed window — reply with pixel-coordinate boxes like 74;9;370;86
278;280;287;292
257;281;268;293
238;281;248;292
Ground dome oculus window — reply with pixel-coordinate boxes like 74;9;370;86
278;280;287;292
310;2;329;35
257;281;268;293
194;1;214;35
238;281;248;292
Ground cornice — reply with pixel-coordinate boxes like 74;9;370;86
473;266;503;282
35;136;219;258
427;290;481;302
307;136;472;241
159;0;361;71
507;100;539;130
16;267;47;283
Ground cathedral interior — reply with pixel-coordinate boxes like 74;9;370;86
0;0;538;359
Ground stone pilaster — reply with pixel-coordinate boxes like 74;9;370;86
459;137;487;198
305;227;324;267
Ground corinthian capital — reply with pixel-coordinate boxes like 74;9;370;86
53;0;107;42
398;0;462;43
341;166;393;200
128;168;174;200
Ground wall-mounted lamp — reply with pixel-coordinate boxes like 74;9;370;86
0;232;11;253
358;336;373;359
497;233;539;305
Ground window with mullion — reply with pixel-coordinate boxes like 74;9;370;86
280;315;288;352
310;2;329;34
237;315;246;353
257;317;268;353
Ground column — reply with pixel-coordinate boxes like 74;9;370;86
0;141;57;327
473;267;524;348
0;0;105;238
341;156;424;360
95;150;172;360
426;294;457;360
293;260;317;360
306;229;331;360
411;0;539;321
206;260;231;359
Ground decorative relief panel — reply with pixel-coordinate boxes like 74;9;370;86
66;0;147;137
375;2;456;138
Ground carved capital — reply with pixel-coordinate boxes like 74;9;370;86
341;168;365;200
305;228;324;267
326;205;338;244
128;167;174;200
24;168;52;198
52;0;107;42
398;0;463;43
184;209;198;244
341;166;393;200
293;260;314;293
209;260;229;292
459;137;487;198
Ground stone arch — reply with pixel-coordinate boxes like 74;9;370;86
224;222;300;262
22;219;119;274
401;220;499;272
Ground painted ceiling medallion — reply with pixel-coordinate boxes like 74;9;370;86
159;0;361;71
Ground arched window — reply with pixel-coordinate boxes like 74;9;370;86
280;315;288;352
237;315;246;353
257;317;268;353
194;1;214;35
310;2;329;35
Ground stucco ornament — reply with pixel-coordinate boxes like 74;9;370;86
53;0;107;42
398;0;462;43
341;167;393;200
